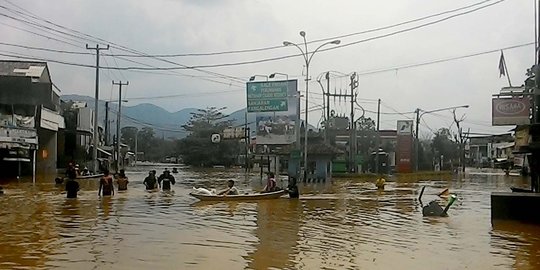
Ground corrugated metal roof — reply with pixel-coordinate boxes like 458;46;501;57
0;60;47;77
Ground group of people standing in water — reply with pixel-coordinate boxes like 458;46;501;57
143;168;176;191
63;164;177;199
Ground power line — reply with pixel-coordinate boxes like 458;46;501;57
0;2;245;84
0;0;506;71
54;0;498;58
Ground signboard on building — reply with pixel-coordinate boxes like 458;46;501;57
396;120;413;173
254;80;298;145
223;127;245;139
246;81;289;112
492;97;531;126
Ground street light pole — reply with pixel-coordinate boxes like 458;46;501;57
284;31;340;181
414;104;469;171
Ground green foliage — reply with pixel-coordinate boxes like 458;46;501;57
121;126;176;162
431;128;459;164
177;107;240;167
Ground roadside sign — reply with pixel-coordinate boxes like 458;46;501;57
247;81;288;112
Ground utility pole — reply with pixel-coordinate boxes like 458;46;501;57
86;44;109;174
113;80;129;172
349;72;358;173
326;72;330;141
375;98;381;174
415;108;420;172
105;101;109;145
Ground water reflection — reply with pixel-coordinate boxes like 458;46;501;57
0;167;539;269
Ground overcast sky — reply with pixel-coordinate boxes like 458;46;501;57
1;0;535;137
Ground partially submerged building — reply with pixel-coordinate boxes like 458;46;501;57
0;61;64;177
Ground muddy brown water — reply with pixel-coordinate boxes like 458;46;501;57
0;166;539;269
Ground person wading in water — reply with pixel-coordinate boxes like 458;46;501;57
65;167;80;198
99;169;114;197
158;170;175;191
116;169;129;191
143;170;158;190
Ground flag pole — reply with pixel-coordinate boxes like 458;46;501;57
503;53;512;87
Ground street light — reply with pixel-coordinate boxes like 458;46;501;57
414;104;469;171
283;31;340;180
249;75;268;81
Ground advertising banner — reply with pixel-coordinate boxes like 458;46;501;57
492;97;530;126
396;120;413;173
253;80;298;145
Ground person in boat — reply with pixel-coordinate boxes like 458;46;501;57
116;169;129;191
262;172;278;193
218;180;239;195
98;169;114;197
81;167;90;176
158;170;175;191
143;170;158;190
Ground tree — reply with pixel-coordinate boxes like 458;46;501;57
355;117;377;172
452;109;469;172
432;128;459;170
177;107;240;167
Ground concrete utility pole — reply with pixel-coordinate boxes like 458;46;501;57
86;44;109;174
349;72;358;173
112;80;128;172
105;101;109;145
375;98;381;174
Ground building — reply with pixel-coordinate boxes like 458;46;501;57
0;61;64;176
58;100;110;170
468;133;514;167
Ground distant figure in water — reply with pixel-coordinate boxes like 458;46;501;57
172;168;178;174
116;169;129;191
65;178;80;199
375;178;386;190
158;170;175;191
99;169;114;197
55;177;64;185
218;180;239;195
143;170;158;190
0;186;4;195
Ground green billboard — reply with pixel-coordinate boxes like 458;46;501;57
246;81;289;112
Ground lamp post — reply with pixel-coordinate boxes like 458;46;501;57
414;104;469;171
283;31;340;181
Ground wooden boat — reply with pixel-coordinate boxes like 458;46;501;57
76;174;103;180
189;189;288;201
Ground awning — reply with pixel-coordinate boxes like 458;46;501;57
3;157;31;162
494;142;515;149
97;147;112;156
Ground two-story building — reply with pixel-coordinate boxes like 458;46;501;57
0;61;64;177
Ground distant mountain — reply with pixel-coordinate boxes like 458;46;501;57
60;95;314;140
60;94;248;139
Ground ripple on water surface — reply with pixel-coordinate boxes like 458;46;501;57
0;167;539;269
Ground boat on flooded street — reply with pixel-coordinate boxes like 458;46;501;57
190;189;288;201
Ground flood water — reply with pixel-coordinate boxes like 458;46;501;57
0;165;539;269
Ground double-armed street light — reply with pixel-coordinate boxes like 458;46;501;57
414;104;469;171
283;31;340;180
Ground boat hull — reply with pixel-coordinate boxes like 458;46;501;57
190;190;288;201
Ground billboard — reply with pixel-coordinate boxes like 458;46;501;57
492;97;530;126
396;120;413;173
253;80;298;145
247;81;290;112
